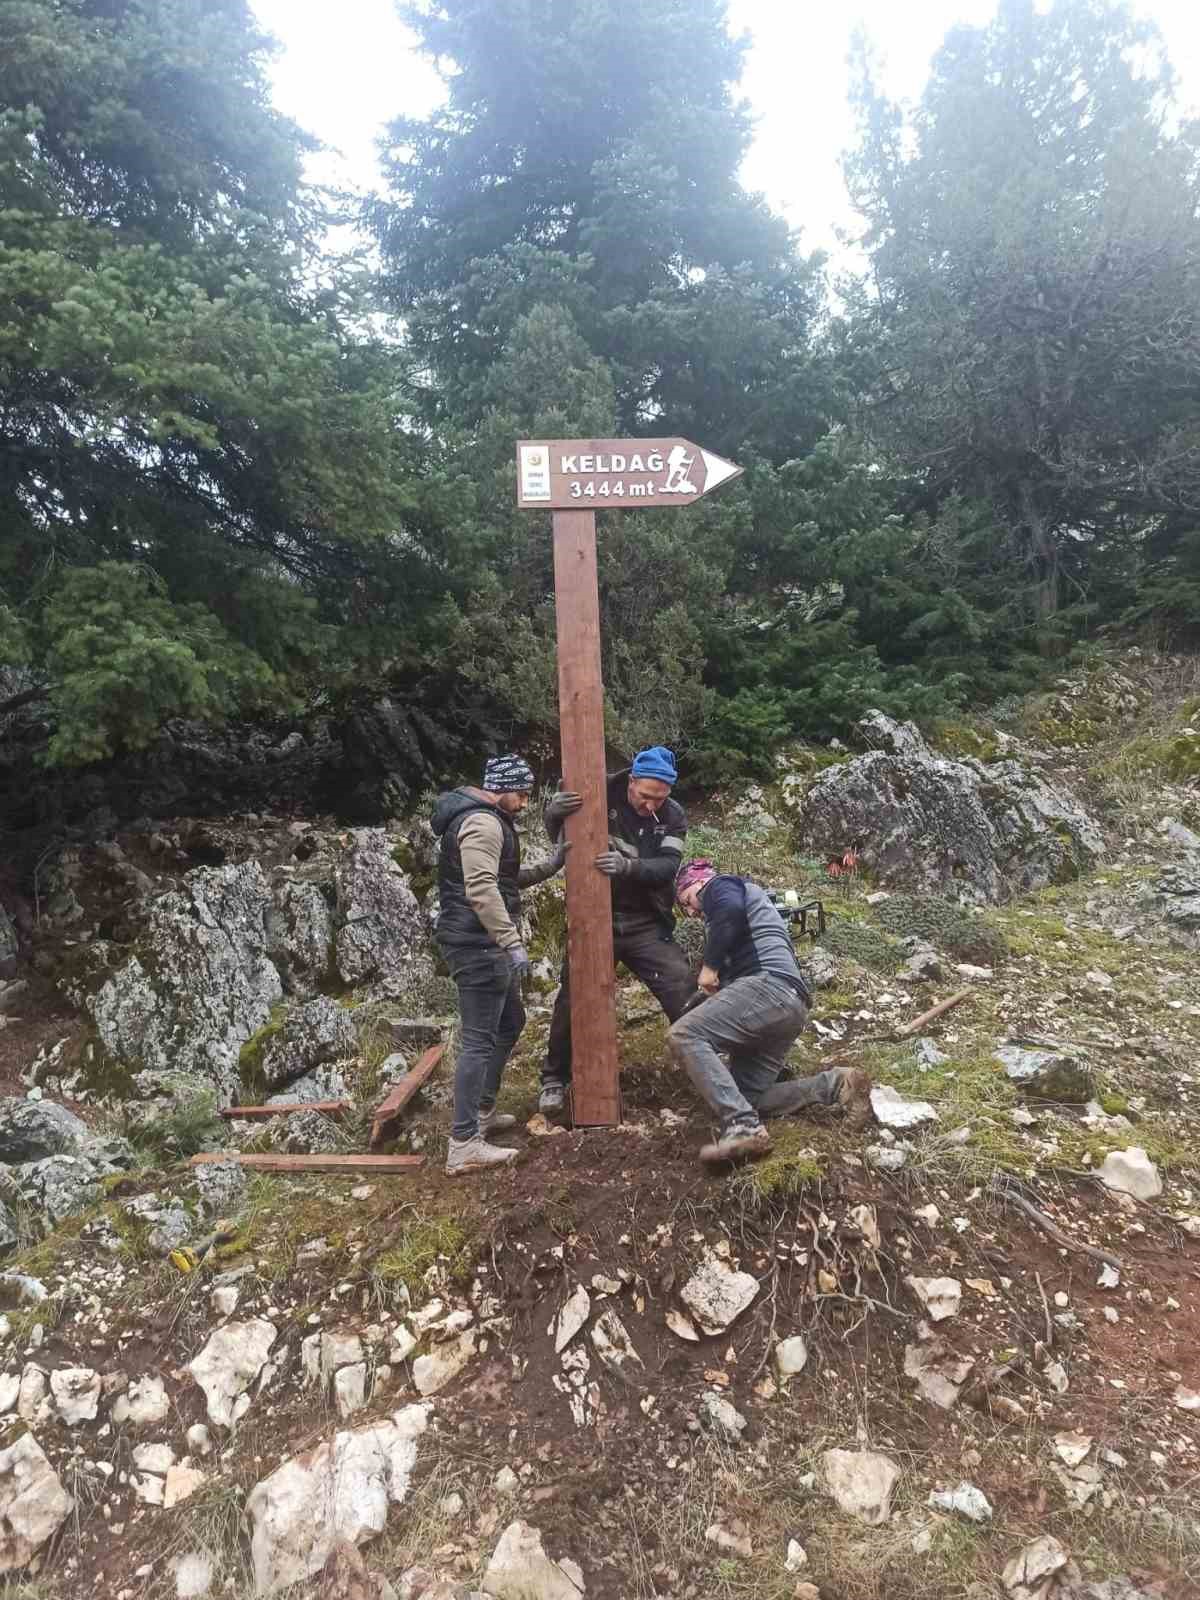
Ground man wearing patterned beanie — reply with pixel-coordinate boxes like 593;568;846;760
538;745;692;1117
432;753;569;1174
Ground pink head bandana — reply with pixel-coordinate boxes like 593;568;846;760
675;858;717;904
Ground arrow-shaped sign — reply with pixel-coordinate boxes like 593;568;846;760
516;437;743;509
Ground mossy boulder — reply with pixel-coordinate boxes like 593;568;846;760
995;1040;1095;1104
799;713;1103;905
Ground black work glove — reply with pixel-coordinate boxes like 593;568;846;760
595;850;633;877
507;945;531;977
548;841;572;875
545;791;583;828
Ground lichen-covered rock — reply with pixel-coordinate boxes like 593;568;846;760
1144;867;1200;948
0;1098;88;1164
192;1157;248;1218
260;999;357;1090
264;1065;349;1106
12;1146;133;1225
334;830;431;991
91;862;283;1102
996;1041;1095;1104
268;1108;343;1156
0;1200;17;1255
267;879;335;996
799;714;1102;904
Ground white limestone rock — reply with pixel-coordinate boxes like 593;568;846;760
246;1406;430;1595
905;1276;962;1322
188;1318;277;1429
481;1519;585;1600
1096;1147;1162;1201
0;1432;72;1573
112;1373;170;1426
870;1086;939;1130
679;1250;759;1335
821;1448;900;1526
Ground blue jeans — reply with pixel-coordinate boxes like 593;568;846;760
668;972;813;1134
442;944;525;1141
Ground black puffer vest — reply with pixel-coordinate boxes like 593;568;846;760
431;789;521;949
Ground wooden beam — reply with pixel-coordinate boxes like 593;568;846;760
219;1101;351;1120
552;508;620;1127
369;1043;446;1148
190;1153;425;1173
895;989;973;1038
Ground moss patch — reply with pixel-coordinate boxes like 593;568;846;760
818;918;903;973
372;1214;474;1299
729;1123;826;1204
872;894;1008;965
238;1006;288;1098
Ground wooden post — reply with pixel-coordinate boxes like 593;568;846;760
552;509;620;1126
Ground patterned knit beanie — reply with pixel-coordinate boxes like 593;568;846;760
483;753;535;793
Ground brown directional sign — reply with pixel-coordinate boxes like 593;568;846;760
518;433;741;1129
516;437;742;510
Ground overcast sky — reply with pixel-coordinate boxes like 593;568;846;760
251;0;1200;262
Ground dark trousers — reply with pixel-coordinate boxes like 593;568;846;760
442;943;525;1141
668;972;816;1134
543;921;693;1086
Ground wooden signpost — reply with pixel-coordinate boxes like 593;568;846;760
517;437;742;1127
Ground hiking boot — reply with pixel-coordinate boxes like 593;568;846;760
445;1136;517;1176
836;1068;874;1131
478;1106;517;1136
538;1082;567;1118
699;1123;771;1166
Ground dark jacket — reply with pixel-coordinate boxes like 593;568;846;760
699;875;812;1000
431;789;521;950
546;768;687;933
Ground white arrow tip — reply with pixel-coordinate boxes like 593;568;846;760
701;450;741;494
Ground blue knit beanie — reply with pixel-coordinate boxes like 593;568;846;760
631;745;677;784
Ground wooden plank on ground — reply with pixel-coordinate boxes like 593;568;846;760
219;1101;351;1120
369;1042;446;1148
190;1153;425;1173
552;507;620;1128
895;989;973;1038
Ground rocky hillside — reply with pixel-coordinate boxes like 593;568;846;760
1;652;1199;1600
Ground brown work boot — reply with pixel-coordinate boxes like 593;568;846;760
699;1123;772;1166
836;1068;874;1131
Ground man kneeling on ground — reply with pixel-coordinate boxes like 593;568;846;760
432;754;569;1176
669;859;872;1165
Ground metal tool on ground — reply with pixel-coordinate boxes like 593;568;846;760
168;1218;238;1274
518;435;743;1128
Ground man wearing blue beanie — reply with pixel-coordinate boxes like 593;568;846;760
539;745;691;1116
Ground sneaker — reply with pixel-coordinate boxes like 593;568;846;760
836;1068;874;1131
445;1136;517;1176
699;1124;771;1166
478;1106;517;1136
538;1083;567;1117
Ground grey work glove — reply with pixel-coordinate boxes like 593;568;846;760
507;945;531;978
595;850;633;877
548;840;572;875
545;790;583;828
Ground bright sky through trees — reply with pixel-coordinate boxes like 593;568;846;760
252;0;1200;259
